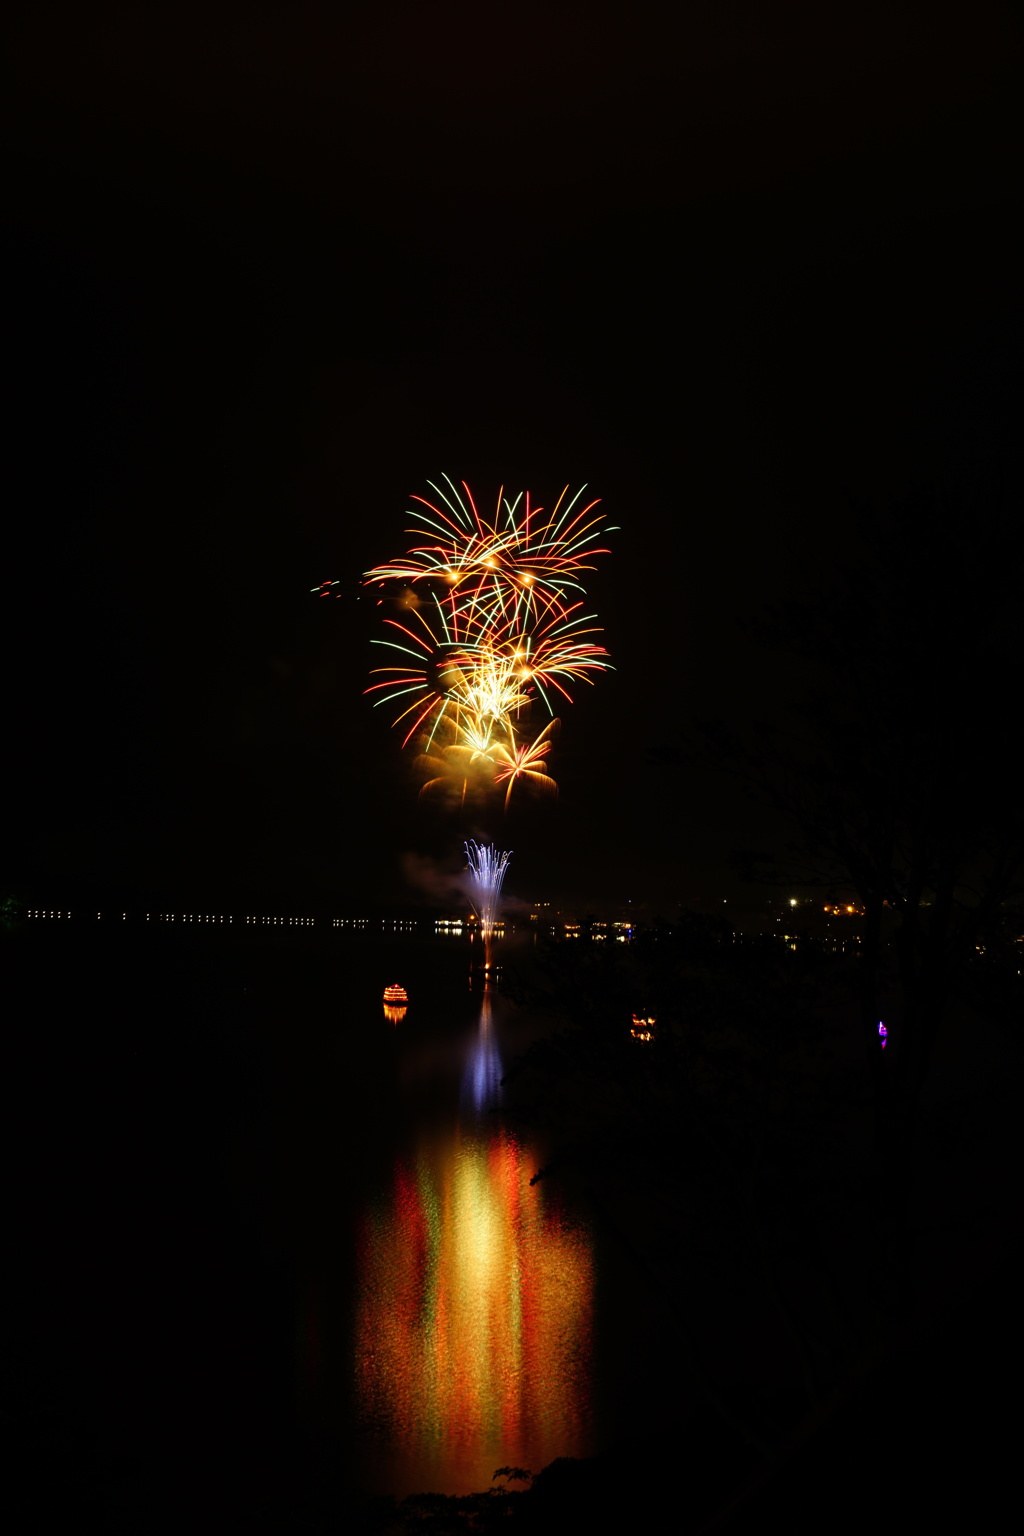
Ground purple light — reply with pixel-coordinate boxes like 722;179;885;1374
878;1020;887;1049
462;993;503;1115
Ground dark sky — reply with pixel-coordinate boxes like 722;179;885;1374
5;2;1022;913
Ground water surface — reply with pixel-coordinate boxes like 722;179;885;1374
351;989;594;1493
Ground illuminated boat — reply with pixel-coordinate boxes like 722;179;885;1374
383;983;408;1003
630;1013;656;1042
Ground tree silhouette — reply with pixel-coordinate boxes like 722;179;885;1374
695;489;1024;1302
498;490;1023;1488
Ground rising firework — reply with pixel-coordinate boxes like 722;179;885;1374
464;839;512;941
361;478;614;807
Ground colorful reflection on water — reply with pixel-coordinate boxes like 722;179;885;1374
353;994;594;1494
461;989;504;1115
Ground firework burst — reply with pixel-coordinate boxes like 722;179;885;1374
365;475;614;629
361;477;614;807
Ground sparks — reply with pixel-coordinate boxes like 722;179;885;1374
465;840;512;940
360;478;614;806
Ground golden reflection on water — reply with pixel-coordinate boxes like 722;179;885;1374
354;1001;593;1494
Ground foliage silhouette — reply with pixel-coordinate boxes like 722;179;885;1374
689;491;1024;1306
497;490;1024;1490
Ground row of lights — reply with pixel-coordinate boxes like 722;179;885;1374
438;919;527;936
158;914;232;923
563;921;634;942
780;934;861;951
25;912;865;942
331;919;418;929
26;911;386;928
245;916;314;926
28;911;127;920
23;912;665;938
28;912;417;927
785;898;866;916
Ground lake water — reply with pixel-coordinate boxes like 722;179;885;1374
11;921;679;1513
16;913;1023;1530
348;988;594;1494
217;930;614;1498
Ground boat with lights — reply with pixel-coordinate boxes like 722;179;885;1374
383;983;408;1004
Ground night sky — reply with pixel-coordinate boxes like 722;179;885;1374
6;2;1022;914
